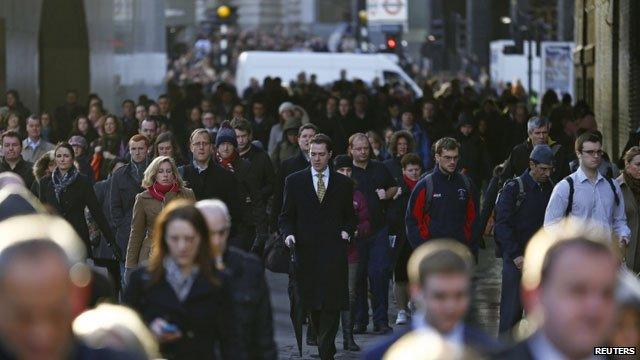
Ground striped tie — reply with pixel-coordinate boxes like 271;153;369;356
317;171;326;202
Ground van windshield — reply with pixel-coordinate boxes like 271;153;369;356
383;71;415;97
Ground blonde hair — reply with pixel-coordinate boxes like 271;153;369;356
407;239;473;286
73;304;160;359
141;156;185;188
522;217;616;292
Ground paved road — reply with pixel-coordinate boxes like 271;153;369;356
266;241;502;359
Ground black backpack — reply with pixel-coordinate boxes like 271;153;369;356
563;176;620;216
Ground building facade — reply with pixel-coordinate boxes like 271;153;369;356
574;0;640;158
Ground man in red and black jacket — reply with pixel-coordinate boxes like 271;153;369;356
405;137;476;250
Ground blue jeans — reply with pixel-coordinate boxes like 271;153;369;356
354;226;391;327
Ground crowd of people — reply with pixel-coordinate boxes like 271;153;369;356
0;68;639;360
168;26;329;88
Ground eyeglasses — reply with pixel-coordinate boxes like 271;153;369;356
582;150;604;157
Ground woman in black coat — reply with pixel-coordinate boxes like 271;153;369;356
124;200;241;360
37;142;121;261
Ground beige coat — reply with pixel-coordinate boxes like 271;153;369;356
125;187;195;268
617;175;640;272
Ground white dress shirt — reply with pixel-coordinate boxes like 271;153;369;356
311;166;330;194
528;331;602;360
411;311;465;347
544;167;631;241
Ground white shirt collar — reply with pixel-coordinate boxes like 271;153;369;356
576;166;603;184
411;311;465;346
528;331;602;360
311;166;329;179
25;137;40;149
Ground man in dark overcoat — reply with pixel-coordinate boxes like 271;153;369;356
279;134;356;360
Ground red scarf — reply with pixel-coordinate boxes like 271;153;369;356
216;151;237;173
403;175;419;191
148;181;180;202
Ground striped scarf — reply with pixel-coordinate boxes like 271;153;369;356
52;166;79;202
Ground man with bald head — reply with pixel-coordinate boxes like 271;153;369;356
0;215;139;359
196;200;276;360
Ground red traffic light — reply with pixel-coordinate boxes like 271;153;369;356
386;37;397;49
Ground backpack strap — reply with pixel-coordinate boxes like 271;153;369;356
564;176;574;217
604;176;621;206
515;176;526;209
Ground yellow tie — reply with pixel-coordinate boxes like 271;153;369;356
317;171;326;202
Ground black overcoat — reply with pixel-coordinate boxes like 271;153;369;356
279;167;356;311
38;173;115;258
124;267;242;360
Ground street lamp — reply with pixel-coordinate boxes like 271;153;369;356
500;16;512;25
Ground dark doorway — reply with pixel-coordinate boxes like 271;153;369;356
39;0;89;113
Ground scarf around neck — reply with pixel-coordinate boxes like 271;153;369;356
147;181;179;202
216;151;237;173
163;257;199;302
623;171;640;203
52;166;79;202
403;174;419;191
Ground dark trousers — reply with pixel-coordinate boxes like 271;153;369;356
310;309;340;360
499;259;523;334
354;226;391;327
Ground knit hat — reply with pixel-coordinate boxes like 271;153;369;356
68;135;87;149
279;101;295;114
530;144;554;165
333;154;353;170
215;121;238;147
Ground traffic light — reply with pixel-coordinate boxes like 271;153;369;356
386;35;398;50
215;4;237;24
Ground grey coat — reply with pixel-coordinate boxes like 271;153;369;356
617;175;640;272
109;164;144;255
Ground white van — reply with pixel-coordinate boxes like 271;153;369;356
235;51;423;98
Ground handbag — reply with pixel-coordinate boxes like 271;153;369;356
264;233;290;274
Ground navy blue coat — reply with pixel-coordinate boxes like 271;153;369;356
494;170;553;260
363;323;501;360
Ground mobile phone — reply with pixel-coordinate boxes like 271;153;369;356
161;323;179;334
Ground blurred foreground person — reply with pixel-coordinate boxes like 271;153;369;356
197;199;277;359
494;219;619;359
606;269;640;359
73;303;160;359
0;215;140;359
363;239;498;360
381;329;469;360
124;200;238;359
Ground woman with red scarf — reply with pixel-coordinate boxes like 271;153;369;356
387;153;422;326
124;156;195;276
